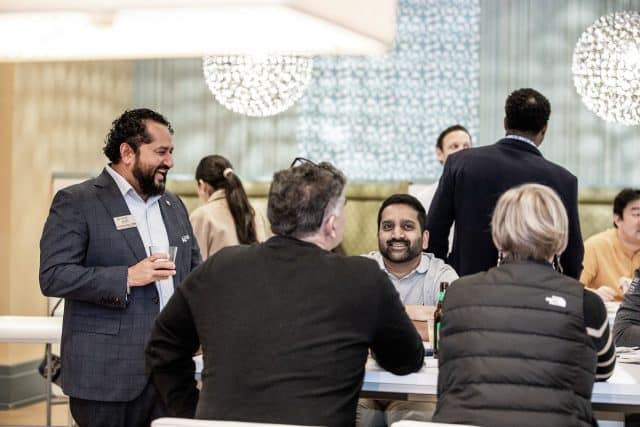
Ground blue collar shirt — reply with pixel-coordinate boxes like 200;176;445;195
505;134;538;149
106;165;174;309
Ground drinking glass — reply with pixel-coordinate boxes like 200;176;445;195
149;245;178;263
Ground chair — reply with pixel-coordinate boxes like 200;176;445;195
151;418;311;427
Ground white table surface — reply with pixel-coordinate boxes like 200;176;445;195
0;315;63;343
0;315;65;427
3;314;636;412
362;356;640;412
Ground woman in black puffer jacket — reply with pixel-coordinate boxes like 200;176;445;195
434;183;614;427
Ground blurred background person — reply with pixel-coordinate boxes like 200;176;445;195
410;124;472;212
434;183;613;427
613;279;640;427
614;268;640;346
581;188;640;302
190;155;270;259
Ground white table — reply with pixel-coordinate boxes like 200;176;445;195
0;316;62;343
12;315;637;421
362;357;640;416
0;316;63;427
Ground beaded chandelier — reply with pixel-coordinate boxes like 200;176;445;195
572;10;640;125
202;55;313;117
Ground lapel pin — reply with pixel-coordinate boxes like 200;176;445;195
166;200;171;206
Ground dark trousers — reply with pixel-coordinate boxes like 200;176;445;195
627;414;640;427
69;381;166;427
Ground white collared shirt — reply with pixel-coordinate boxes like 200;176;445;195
106;165;174;309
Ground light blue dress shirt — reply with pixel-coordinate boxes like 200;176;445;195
106;165;174;309
505;134;538;148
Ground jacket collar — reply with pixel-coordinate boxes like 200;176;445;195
207;189;227;203
93;168;147;261
501;256;553;269
93;168;182;259
497;137;543;157
266;235;326;251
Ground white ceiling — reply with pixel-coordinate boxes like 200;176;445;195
0;0;397;61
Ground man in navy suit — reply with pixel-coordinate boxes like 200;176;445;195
426;88;584;279
40;108;201;427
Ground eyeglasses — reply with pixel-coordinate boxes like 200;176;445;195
290;157;318;168
290;157;338;176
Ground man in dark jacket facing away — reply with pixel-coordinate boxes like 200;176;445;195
426;88;584;279
145;158;425;426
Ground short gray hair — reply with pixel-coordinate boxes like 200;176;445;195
491;183;568;261
268;161;346;238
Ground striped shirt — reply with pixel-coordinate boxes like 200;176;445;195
584;289;616;380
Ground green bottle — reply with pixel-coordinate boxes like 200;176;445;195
433;281;449;358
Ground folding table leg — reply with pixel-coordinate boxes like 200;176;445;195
45;343;52;427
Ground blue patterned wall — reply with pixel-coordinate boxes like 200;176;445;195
297;0;480;181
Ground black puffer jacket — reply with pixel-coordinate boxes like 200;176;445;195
434;259;598;427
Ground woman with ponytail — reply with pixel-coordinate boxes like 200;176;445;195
190;155;270;259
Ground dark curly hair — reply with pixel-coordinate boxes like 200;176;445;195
268;161;346;238
103;108;174;163
613;188;640;228
195;155;258;244
377;194;427;233
504;88;550;134
436;124;470;150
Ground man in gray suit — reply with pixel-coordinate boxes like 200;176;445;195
40;108;201;427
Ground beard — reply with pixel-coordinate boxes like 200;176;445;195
133;156;167;197
379;237;423;263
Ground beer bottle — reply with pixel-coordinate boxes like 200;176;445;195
433;281;449;358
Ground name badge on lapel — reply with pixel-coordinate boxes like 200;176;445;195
114;215;137;230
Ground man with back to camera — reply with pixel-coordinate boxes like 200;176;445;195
426;88;584;279
410;124;472;211
581;188;640;301
39;109;202;427
357;194;458;426
145;158;425;426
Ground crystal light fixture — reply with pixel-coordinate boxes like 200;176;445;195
572;10;640;125
202;55;313;117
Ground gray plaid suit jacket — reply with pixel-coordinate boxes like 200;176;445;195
39;169;202;402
